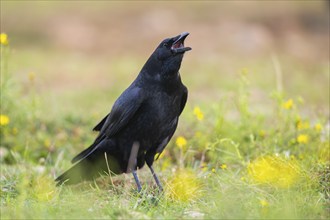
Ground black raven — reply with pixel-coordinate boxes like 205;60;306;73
55;32;191;191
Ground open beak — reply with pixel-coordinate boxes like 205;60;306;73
171;32;192;54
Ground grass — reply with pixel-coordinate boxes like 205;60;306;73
1;2;329;218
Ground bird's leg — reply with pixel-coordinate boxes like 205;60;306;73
148;165;163;191
127;142;142;192
132;170;142;192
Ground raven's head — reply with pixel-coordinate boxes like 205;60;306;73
157;32;192;58
143;32;191;80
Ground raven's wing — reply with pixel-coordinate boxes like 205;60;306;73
71;87;144;163
98;87;144;137
179;86;188;115
93;114;108;131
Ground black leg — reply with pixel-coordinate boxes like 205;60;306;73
132;170;142;192
148;165;163;191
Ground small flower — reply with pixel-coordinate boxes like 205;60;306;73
33;175;58;201
282;99;294;110
176;136;187;149
220;164;227;170
166;169;202;202
0;33;9;45
260;199;269;207
247;155;301;188
258;130;266;138
28;72;36;82
296;119;310;130
297;134;309;144
211;168;216;173
0;114;10;126
193;107;204;121
314;123;323;132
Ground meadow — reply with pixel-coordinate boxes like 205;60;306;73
1;2;329;219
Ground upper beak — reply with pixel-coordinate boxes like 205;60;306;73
171;32;192;54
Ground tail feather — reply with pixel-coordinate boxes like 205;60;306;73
55;160;93;185
55;151;124;186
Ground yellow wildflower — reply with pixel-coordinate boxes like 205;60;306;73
211;168;216;173
314;123;323;132
296;119;310;130
258;130;266;138
0;33;8;45
247;155;301;188
260;199;269;207
220;164;227;170
28;72;36;82
282;99;294;110
0;114;10;126
297;134;309;144
176;136;187;150
193;107;204;121
33;175;58;201
166;169;202;202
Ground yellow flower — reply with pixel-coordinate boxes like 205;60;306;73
296;119;310;130
176;136;187;149
0;114;10;126
193;106;204;121
260;199;269;207
211;168;216;173
28;72;36;82
314;123;323;132
258;130;266;138
33;175;58;201
220;164;227;170
297;134;309;144
166;169;202;202
0;33;9;45
247;155;301;188
282;99;294;110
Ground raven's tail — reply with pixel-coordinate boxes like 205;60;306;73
55;150;123;186
55;159;94;185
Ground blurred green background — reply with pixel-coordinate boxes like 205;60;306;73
2;1;329;111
